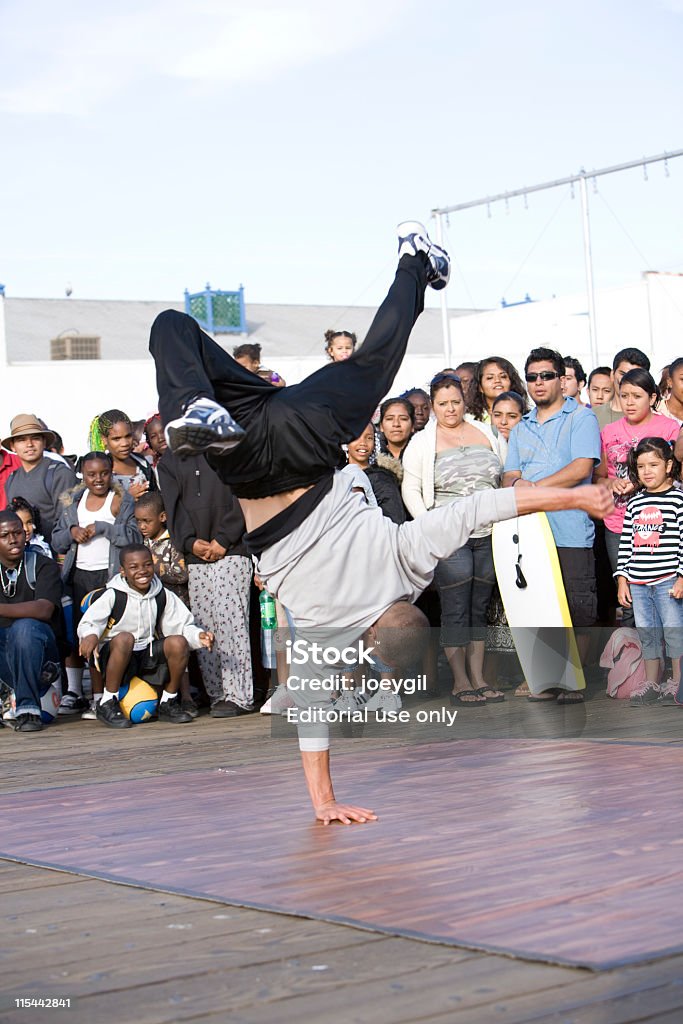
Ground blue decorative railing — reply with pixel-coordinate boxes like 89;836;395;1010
184;284;246;334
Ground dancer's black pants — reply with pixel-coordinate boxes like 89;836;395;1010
150;254;428;498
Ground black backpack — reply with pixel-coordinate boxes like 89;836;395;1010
24;548;38;588
81;586;168;639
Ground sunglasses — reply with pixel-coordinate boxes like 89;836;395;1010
525;371;559;383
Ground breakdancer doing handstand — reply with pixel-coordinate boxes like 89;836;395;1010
150;222;613;825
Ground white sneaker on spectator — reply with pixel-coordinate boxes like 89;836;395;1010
260;686;296;715
360;688;402;714
58;691;89;716
81;699;98;720
333;690;361;715
659;678;678;705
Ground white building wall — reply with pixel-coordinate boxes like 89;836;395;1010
449;273;683;375
1;348;444;456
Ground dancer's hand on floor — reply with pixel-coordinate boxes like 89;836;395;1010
315;801;378;826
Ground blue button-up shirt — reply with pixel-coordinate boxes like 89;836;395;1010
504;397;601;548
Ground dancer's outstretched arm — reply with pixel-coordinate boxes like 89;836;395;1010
513;482;613;520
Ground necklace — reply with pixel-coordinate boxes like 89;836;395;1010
0;559;22;598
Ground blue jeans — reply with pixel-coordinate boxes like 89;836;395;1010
630;579;683;660
0;619;60;716
433;535;495;648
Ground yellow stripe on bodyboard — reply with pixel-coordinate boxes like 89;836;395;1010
534;512;585;690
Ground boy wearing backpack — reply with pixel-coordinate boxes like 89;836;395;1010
0;510;64;732
77;543;214;729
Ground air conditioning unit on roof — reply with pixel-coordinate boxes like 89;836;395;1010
50;334;101;360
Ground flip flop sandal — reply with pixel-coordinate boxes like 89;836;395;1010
527;688;561;702
449;690;487;706
514;682;531;697
472;686;505;703
556;691;584;704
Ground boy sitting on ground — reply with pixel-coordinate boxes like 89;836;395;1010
77;543;214;729
134;491;206;716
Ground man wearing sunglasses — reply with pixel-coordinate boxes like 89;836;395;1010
502;348;601;697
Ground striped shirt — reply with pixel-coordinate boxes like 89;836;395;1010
616;488;683;584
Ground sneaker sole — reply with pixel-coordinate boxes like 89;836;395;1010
96;715;132;729
166;423;245;456
429;269;450;291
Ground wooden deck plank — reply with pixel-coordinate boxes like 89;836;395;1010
414;959;683;1023
636;1013;683;1024
0;865;89;894
1;943;576;1024
527;983;683;1024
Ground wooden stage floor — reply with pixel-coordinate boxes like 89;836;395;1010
2;686;683;1023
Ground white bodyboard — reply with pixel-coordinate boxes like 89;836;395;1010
492;511;585;694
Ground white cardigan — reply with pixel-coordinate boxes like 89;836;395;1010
401;417;507;518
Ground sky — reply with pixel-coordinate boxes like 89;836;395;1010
1;0;682;315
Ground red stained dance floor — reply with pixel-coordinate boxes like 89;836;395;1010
2;739;682;969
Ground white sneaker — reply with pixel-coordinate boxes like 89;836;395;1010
659;678;678;705
358;688;402;714
81;699;98;720
397;220;450;290
165;397;245;456
58;691;89;716
333;690;361;715
260;687;295;715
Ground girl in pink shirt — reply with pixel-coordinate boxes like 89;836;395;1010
596;368;680;624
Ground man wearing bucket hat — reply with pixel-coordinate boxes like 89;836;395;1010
3;414;77;546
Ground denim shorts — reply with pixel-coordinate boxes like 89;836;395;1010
630;577;683;660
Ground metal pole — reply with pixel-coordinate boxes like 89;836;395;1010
431;148;683;218
579;173;599;366
433;212;452;366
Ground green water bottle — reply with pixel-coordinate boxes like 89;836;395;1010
260;590;277;668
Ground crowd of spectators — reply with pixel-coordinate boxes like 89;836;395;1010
2;333;683;733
